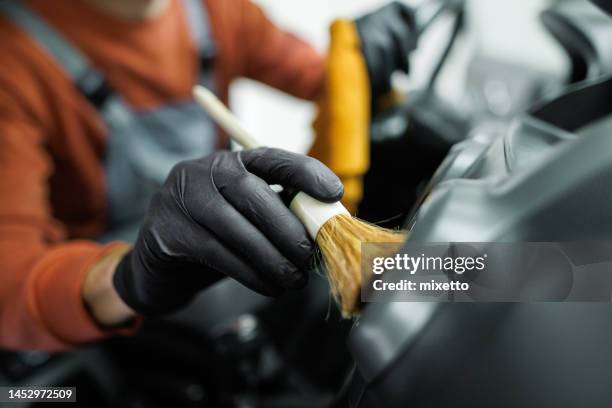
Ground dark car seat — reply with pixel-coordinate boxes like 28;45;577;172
343;4;612;403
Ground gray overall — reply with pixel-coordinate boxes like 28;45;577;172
0;0;276;326
0;0;219;243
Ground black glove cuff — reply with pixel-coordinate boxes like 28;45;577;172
112;251;144;314
113;250;201;316
112;251;161;316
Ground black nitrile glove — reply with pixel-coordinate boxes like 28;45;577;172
356;1;417;106
113;148;344;315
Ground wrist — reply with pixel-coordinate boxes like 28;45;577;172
83;246;137;327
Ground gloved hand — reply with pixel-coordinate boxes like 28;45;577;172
113;148;344;315
355;1;416;105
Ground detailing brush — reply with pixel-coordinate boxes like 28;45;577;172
193;86;406;317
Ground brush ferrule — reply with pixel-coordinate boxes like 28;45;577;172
289;192;350;240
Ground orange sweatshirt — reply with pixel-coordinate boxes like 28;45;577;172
0;0;325;351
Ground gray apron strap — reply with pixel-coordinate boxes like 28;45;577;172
0;0;107;104
180;0;216;65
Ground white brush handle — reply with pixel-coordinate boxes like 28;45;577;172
288;193;349;239
193;86;261;149
193;85;350;239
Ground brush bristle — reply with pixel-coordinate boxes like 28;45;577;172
315;215;407;318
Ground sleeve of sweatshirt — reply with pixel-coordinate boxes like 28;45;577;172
206;0;325;101
0;85;134;352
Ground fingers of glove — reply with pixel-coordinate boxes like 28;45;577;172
390;1;415;26
180;172;308;290
357;24;401;96
357;2;410;36
390;34;410;75
208;202;307;290
215;169;315;270
197;235;285;297
145;192;285;297
239;148;344;203
388;5;415;72
357;2;415;74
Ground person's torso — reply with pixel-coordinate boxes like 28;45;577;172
0;0;222;240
